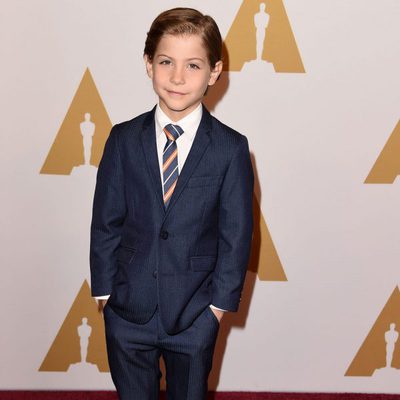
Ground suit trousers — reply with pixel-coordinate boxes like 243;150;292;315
104;303;220;400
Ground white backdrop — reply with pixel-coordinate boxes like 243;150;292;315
1;0;400;393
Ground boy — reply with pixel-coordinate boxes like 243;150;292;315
90;7;253;400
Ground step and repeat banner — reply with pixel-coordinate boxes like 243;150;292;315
1;0;399;393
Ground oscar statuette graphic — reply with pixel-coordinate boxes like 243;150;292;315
223;0;305;73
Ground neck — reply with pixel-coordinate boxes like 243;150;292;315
159;102;202;123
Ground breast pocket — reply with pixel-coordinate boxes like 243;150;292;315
186;176;222;188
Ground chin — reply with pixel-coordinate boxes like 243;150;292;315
164;102;191;113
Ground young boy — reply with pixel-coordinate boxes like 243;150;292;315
90;7;253;400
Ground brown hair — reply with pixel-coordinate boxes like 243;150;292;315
144;8;222;68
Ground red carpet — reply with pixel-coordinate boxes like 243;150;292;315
1;392;400;400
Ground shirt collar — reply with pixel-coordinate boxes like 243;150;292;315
155;103;203;142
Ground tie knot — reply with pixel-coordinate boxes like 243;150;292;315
164;124;184;142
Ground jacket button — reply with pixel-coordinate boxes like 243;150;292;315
153;270;158;278
160;230;169;240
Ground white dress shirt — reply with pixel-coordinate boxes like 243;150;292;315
95;103;225;312
155;102;202;180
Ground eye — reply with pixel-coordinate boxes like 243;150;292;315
188;63;200;70
159;59;171;65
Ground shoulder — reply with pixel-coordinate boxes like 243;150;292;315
209;113;249;153
109;108;154;139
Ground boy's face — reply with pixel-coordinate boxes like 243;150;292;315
145;34;222;122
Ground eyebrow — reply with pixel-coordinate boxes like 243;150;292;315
156;54;205;62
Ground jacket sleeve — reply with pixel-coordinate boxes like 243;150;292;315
211;135;254;311
90;125;127;296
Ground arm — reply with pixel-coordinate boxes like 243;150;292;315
90;125;127;297
211;135;254;311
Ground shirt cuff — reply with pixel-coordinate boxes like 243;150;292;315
94;297;225;311
210;304;227;312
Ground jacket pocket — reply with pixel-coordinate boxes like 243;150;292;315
190;256;217;272
116;246;136;264
187;176;222;188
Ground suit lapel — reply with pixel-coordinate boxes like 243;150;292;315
140;106;165;212
164;105;212;219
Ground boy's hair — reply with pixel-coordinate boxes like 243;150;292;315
144;7;222;68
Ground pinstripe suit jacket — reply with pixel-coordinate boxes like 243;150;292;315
90;104;254;334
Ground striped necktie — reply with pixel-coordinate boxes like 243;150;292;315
162;123;184;208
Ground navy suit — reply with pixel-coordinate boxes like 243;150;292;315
90;105;253;399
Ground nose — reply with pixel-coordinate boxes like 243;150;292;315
170;66;185;85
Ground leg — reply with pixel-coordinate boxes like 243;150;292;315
160;306;220;400
104;304;161;400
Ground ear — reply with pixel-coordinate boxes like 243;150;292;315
144;54;153;79
208;60;223;86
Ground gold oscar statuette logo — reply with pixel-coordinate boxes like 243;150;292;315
249;196;287;281
40;68;112;175
365;120;400;184
223;0;305;73
346;286;400;377
39;280;109;373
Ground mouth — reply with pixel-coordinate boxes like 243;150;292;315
166;90;186;96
